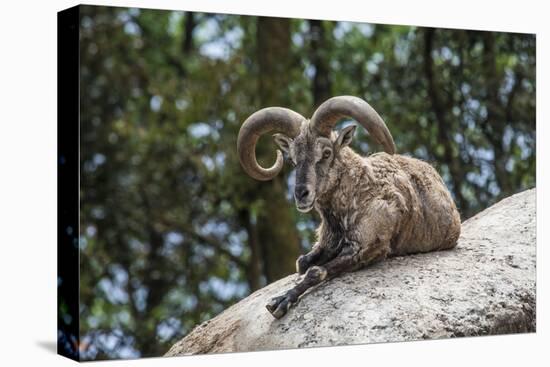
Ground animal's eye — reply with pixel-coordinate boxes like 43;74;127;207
322;149;332;159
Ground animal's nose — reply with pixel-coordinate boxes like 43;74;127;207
295;185;310;201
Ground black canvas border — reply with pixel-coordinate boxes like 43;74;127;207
57;4;80;361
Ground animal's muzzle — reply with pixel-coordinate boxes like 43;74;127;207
295;185;310;202
294;184;315;212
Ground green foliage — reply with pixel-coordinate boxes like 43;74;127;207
77;5;535;360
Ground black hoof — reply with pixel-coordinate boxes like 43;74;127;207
265;292;297;319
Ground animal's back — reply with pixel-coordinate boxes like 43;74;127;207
368;153;461;256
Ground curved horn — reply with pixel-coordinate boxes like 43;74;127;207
237;107;305;181
310;96;396;154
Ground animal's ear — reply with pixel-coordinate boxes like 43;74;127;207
334;125;356;151
273;133;293;155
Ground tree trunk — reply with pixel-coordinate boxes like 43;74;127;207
308;19;332;106
255;17;301;283
423;28;468;214
240;209;263;291
182;12;196;54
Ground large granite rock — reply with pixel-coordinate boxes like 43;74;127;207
166;189;536;356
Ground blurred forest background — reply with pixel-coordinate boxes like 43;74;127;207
73;5;535;360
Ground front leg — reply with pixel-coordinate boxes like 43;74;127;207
295;243;323;275
268;201;400;319
267;245;361;319
296;239;344;274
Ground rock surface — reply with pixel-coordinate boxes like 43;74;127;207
166;189;536;356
